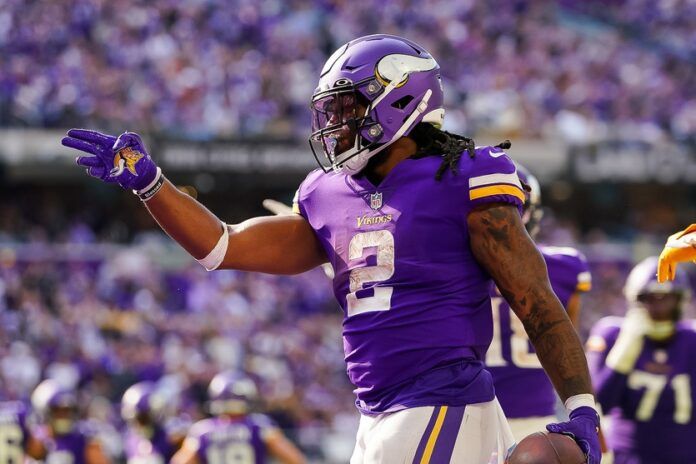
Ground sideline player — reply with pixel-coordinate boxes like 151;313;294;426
657;224;696;283
171;372;305;464
62;34;600;463
121;381;184;464
31;379;110;464
486;165;591;440
587;256;696;463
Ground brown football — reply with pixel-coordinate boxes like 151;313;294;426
506;432;586;464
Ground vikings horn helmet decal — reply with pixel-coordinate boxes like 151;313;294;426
309;34;445;175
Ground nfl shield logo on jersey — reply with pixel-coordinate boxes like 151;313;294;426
370;192;383;210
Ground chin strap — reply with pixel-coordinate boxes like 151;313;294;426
339;89;433;174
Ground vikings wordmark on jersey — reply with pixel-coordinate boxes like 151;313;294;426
295;145;525;415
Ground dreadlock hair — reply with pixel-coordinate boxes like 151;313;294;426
409;122;512;181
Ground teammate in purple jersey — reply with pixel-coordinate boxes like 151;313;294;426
486;165;592;440
31;379;110;464
587;256;696;463
171;372;305;464
63;34;601;463
121;381;183;464
0;400;45;463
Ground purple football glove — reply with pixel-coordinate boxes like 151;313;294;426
547;406;601;464
62;129;159;191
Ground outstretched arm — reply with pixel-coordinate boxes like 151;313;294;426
62;129;327;275
468;203;592;401
144;181;327;274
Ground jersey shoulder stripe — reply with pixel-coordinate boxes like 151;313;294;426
469;184;525;202
463;146;525;209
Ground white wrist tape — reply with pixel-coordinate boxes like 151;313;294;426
565;393;597;412
197;222;229;271
134;167;163;195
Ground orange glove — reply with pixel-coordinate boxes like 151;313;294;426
657;224;696;283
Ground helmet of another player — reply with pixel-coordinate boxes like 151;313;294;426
624;256;692;340
309;34;445;175
515;163;544;239
31;379;78;435
207;372;258;416
121;381;166;432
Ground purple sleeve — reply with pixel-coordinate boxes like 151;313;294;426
541;247;592;307
586;317;626;411
464;146;525;212
292;169;324;220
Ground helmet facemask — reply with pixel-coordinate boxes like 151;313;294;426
309;80;378;173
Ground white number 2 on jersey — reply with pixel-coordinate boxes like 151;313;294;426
346;230;395;317
486;296;542;368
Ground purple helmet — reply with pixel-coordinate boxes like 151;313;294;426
624;256;692;315
515;163;544;238
31;379;78;434
207;372;258;415
309;34;445;174
31;379;77;413
121;381;166;423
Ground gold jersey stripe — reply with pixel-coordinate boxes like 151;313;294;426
469;184;525;203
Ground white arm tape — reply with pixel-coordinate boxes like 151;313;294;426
197;221;229;271
565;393;597;412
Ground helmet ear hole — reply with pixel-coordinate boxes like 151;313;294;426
391;95;414;109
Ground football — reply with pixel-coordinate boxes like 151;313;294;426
506;432;585;464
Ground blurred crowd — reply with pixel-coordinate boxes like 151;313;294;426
1;0;693;142
0;236;357;460
2;209;690;461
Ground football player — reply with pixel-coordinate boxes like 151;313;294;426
587;256;696;463
62;34;600;463
171;372;305;464
121;381;183;464
31;379;110;464
657;223;696;283
0;400;45;463
486;165;592;440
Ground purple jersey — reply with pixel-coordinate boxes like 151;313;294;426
124;424;175;464
487;247;591;418
588;318;696;463
0;401;30;462
186;414;275;464
295;147;525;414
44;425;90;464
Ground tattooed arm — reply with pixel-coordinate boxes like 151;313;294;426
468;203;593;401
